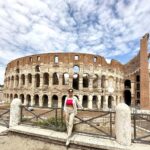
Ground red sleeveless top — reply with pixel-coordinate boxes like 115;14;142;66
66;98;73;105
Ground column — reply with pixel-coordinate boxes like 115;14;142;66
89;77;93;91
88;95;93;109
39;95;43;107
48;94;52;107
32;74;35;88
79;95;83;106
79;74;83;91
103;95;108;110
58;95;62;108
40;73;43;88
98;77;101;91
31;95;34;106
98;95;101;109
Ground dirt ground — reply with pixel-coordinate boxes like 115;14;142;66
0;134;81;150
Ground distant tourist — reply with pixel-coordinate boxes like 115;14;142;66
64;88;83;146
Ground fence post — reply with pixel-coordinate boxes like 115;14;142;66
115;103;131;146
9;98;22;127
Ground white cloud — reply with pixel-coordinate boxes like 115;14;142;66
0;0;150;84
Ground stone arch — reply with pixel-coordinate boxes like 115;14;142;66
136;75;140;82
52;95;58;107
14;94;18;98
101;75;106;88
124;80;131;89
101;96;105;109
53;72;59;85
10;94;13;102
15;75;19;87
11;76;14;87
82;95;88;108
83;73;89;88
26;94;31;106
92;95;98;109
27;74;32;85
63;73;69;85
42;95;48;107
124;90;131;106
20;94;24;104
34;94;39;107
43;73;49;85
35;74;40;87
62;95;67;107
108;95;114;108
21;74;25;86
93;74;98;88
73;65;80;73
73;73;79;90
35;65;40;72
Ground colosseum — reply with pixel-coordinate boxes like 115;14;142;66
3;33;150;110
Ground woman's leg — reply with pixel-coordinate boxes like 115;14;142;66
67;112;75;139
65;112;69;133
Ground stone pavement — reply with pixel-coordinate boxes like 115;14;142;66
7;125;150;150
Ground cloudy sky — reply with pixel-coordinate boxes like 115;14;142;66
0;0;150;84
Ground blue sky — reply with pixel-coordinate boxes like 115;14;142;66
0;0;150;84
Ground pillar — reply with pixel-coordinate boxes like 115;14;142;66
9;98;22;127
115;103;131;146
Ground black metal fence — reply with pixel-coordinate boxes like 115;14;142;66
20;106;115;138
20;106;66;131
74;109;115;138
132;112;150;144
0;107;10;128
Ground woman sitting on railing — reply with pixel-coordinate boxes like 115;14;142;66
64;88;83;146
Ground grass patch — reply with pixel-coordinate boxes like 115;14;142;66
34;117;66;132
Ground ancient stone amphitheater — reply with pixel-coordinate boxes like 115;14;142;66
3;53;124;110
3;34;150;109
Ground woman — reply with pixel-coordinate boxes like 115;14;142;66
64;88;83;146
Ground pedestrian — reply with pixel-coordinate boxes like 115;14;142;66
64;88;83;146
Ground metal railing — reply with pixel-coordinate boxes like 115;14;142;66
20;106;116;138
0;107;10;128
132;112;150;144
20;106;65;131
74;109;115;138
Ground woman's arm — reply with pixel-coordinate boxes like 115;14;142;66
63;97;68;112
74;96;83;109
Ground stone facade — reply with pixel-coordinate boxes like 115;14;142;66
2;33;150;109
0;86;3;102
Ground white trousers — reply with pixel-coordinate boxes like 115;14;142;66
65;111;75;140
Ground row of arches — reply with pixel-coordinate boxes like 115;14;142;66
5;93;121;109
5;73;123;90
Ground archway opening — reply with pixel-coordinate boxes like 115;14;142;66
20;94;24;104
83;73;89;88
26;95;31;106
43;73;49;85
124;90;131;106
124;80;131;89
52;95;58;108
108;96;113;108
42;95;48;107
53;73;59;85
92;95;98;109
34;95;39;107
101;96;104;109
62;95;67;107
73;73;79;90
82;95;88;108
35;74;40;87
